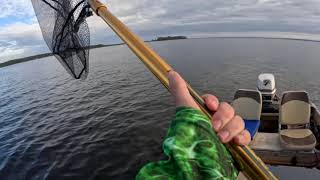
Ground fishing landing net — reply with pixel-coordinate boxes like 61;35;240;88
31;0;92;79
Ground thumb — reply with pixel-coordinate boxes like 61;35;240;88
168;71;199;109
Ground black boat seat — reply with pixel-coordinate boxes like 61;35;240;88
232;89;262;138
279;91;316;150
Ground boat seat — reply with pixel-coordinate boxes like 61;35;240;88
279;91;316;150
233;89;262;138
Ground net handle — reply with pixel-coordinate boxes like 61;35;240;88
88;0;277;179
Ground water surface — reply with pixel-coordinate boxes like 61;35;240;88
1;38;320;179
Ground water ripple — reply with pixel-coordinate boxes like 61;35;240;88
1;39;320;179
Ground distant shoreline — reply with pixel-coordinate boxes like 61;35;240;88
0;36;188;68
2;35;320;68
0;43;124;69
194;36;320;43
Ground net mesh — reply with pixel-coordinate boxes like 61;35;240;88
31;0;91;79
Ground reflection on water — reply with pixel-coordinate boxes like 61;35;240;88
0;38;320;179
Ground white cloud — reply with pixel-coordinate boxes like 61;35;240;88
1;0;320;62
0;22;47;63
0;45;25;63
0;22;42;42
0;0;34;19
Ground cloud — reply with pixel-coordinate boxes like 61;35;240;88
1;0;320;62
0;22;47;63
101;0;320;27
85;0;320;45
0;0;34;19
0;40;25;59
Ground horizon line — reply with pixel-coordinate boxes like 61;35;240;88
2;32;320;66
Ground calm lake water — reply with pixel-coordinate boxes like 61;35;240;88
1;38;320;179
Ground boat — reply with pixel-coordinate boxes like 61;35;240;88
232;73;320;169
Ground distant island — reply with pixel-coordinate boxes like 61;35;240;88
0;36;188;68
152;36;187;41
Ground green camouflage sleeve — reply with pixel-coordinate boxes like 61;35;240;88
136;106;238;180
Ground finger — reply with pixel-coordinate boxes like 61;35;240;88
202;94;219;112
234;130;251;145
219;115;245;143
168;71;199;109
211;102;235;131
218;115;245;143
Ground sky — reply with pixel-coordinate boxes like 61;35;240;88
1;0;320;63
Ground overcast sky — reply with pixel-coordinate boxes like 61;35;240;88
1;0;320;63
